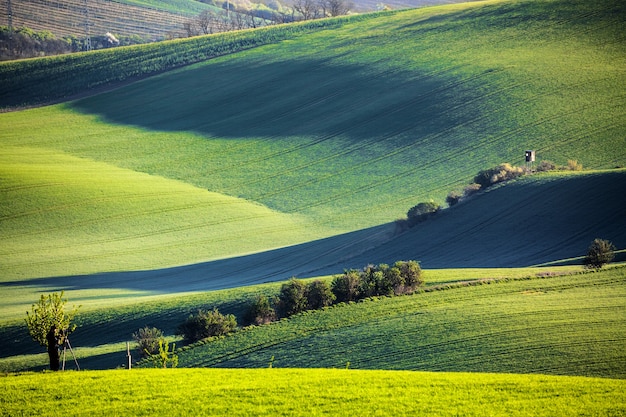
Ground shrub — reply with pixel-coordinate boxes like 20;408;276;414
278;278;308;317
584;238;615;270
331;270;361;302
463;183;482;198
473;163;524;188
536;160;556;172
149;339;178;368
244;295;277;325
177;308;237;343
359;264;393;297
407;201;441;226
566;159;583;171
394;260;423;293
132;326;164;357
307;280;336;310
446;190;462;207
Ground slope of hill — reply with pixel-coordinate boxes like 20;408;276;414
1;0;624;284
0;145;329;281
173;267;626;379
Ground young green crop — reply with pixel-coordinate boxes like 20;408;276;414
0;265;596;372
174;267;626;379
1;368;624;416
1;0;624;282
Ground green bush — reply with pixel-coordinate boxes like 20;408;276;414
536;160;556;172
446;190;462;207
584;238;615;270
177;308;237;343
566;159;583;171
473;163;525;188
132;326;164;357
278;278;309;317
307;280;336;310
407;201;441;226
331;270;361;302
331;261;424;301
393;260;423;293
244;295;277;325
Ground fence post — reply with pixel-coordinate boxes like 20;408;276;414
127;342;132;370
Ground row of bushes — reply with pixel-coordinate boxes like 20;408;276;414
247;260;424;325
401;159;584;230
133;260;423;357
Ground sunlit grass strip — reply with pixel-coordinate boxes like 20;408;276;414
0;146;323;280
1;369;624;417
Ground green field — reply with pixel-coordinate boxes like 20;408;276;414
1;369;624;416
1;0;625;413
171;267;626;379
1;0;624;284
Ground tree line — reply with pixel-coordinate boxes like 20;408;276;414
183;0;353;37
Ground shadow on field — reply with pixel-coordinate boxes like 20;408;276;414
0;223;397;294
69;56;474;143
3;171;626;296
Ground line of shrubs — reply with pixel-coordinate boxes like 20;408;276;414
248;260;424;325
133;260;423;358
399;160;583;231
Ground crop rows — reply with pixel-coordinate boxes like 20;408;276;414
175;268;626;379
0;0;194;39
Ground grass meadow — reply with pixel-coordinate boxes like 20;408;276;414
1;266;623;378
0;0;625;412
1;369;624;416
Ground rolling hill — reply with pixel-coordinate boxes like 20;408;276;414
0;0;625;380
1;0;624;284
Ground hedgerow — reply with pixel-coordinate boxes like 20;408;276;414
245;260;424;325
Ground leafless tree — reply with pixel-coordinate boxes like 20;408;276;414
319;0;352;16
293;0;321;20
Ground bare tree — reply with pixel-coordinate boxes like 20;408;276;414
197;10;217;35
319;0;352;16
293;0;321;20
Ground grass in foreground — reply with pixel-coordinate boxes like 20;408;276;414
1;368;624;416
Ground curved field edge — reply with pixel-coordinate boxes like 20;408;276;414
172;267;626;379
1;369;624;417
0;145;327;281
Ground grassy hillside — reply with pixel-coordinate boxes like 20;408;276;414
172;266;626;379
0;145;327;280
1;369;624;416
0;265;584;369
1;0;624;283
341;170;626;269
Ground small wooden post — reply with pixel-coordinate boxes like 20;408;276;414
127;342;132;370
